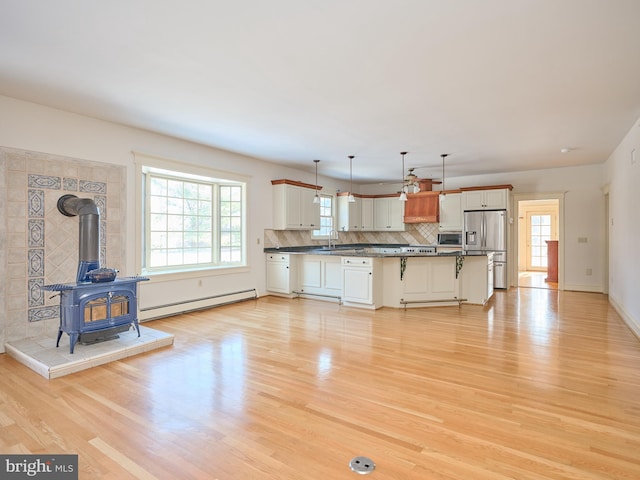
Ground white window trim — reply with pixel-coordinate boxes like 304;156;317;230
134;151;249;279
312;192;335;239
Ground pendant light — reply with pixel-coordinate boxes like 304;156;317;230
313;159;320;204
440;153;449;192
398;151;408;201
348;155;355;203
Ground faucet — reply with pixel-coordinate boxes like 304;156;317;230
328;229;338;248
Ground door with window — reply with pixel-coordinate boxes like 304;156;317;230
526;212;556;271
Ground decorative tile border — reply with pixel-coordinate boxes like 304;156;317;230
28;219;44;247
28;189;45;217
28;249;45;277
28;174;61;189
28;305;60;323
63;178;78;191
80;180;106;194
28;278;44;307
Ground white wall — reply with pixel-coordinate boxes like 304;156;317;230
605;116;640;336
0;95;350;322
3;95;635;332
362;163;607;292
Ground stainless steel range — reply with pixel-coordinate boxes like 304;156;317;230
42;195;148;353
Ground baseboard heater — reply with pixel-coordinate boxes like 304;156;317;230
140;288;258;320
293;290;342;304
400;297;466;309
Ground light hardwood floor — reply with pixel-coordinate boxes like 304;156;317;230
1;289;640;479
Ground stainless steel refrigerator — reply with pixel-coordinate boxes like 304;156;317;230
463;210;507;289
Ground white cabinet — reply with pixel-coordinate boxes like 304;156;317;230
438;193;463;231
298;255;342;298
361;197;374;230
272;181;320;229
373;197;405;231
462;188;509;211
337;195;362;231
341;257;382;308
266;253;296;295
337;195;375;231
460;253;494;305
400;257;458;303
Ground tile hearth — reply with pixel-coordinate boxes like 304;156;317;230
5;326;174;379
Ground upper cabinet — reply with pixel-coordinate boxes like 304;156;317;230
374;196;405;231
272;180;321;230
337;194;375;231
438;192;463;231
461;185;512;211
404;191;439;223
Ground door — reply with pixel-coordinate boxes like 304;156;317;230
526;212;554;271
463;211;483;249
483;210;507;252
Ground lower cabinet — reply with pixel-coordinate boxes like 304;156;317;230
399;257;459;304
266;253;296;295
298;255;342;298
460;254;494;304
341;257;382;308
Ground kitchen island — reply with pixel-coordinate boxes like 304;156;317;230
265;245;495;309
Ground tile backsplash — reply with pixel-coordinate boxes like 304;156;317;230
0;147;126;350
264;223;439;249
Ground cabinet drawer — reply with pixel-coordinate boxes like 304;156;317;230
267;254;290;263
342;257;372;266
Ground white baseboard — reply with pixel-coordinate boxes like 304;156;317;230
609;294;640;340
139;289;258;321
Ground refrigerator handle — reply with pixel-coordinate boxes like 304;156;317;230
481;215;486;248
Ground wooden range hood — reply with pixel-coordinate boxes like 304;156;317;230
403;178;444;224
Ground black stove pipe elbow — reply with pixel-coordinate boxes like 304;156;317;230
57;194;101;283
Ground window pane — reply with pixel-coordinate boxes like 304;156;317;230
145;171;243;272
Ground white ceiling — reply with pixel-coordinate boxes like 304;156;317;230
2;0;640;183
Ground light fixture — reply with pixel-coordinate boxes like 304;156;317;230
440;153;449;192
399;151;408;201
348;155;355;202
313;159;320;204
560;147;571;154
405;168;420;193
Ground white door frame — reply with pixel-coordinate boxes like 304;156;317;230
511;192;565;290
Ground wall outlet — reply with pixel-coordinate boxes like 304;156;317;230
586;268;593;276
578;237;588;243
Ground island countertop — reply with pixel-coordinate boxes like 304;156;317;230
264;244;491;258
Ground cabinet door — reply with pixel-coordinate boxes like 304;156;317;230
300;187;321;228
462;190;485;210
462;189;508;210
439;193;463;231
388;198;405;230
373;197;389;230
266;261;290;293
337;196;362;231
360;198;374;230
299;256;322;293
322;257;343;295
342;267;372;303
483;189;508;210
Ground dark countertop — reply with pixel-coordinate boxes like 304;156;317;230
264;244;492;258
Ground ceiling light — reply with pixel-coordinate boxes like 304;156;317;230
313;159;320;204
399;152;408;202
560;147;571;154
348;155;355;203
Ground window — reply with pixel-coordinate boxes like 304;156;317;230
529;214;552;269
137;158;246;275
313;194;334;237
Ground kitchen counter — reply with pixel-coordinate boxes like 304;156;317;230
263;244;487;258
265;245;495;308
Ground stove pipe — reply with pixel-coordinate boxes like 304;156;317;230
57;194;100;283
